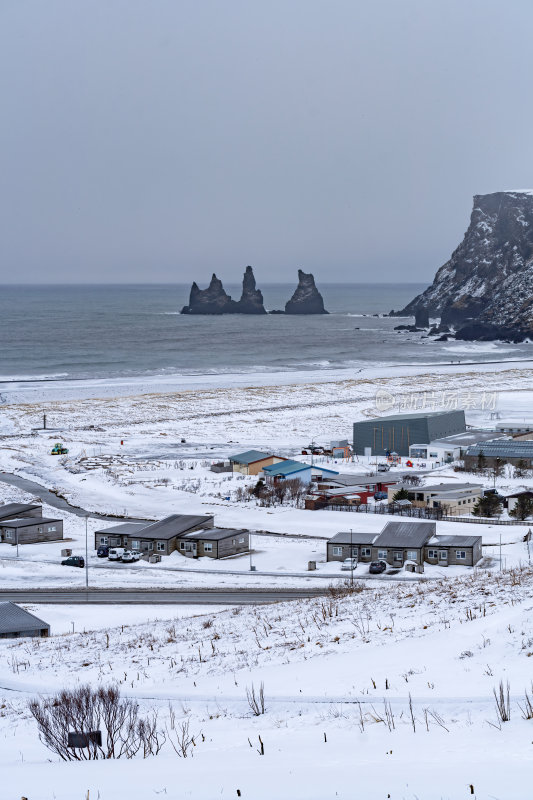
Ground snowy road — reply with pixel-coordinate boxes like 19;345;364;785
0;588;325;603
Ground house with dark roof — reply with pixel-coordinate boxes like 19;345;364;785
94;514;214;557
179;528;249;559
464;439;533;469
326;521;483;568
262;460;338;484
0;516;63;545
229;450;285;476
0;601;50;639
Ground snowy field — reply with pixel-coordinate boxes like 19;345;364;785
1;362;533;797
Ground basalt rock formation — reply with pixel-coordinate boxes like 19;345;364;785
394;191;533;341
181;267;266;314
283;270;328;315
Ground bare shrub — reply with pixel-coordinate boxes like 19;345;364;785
28;685;163;761
493;680;511;723
246;682;266;716
167;719;197;758
519;684;533;720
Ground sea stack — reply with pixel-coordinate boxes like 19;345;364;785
284;270;328;314
234;266;267;314
181;274;236;314
397;191;533;341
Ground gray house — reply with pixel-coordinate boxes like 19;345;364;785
353;410;466;457
178;528;249;559
0;517;63;545
94;515;214;556
326;532;377;563
0;503;42;522
0;601;50;639
425;535;482;567
464;439;533;469
371;520;436;566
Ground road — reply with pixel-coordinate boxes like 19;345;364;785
0;588;325;604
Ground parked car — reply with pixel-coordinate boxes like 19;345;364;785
97;545;109;558
369;560;387;574
61;555;85;568
121;550;141;563
373;491;388;500
377;464;390;472
341;557;358;571
108;547;125;561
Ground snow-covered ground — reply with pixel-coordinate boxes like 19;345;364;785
1;363;533;796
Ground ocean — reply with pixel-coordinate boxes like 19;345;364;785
0;283;530;384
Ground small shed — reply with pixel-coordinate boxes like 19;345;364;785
229;451;285;476
0;602;50;639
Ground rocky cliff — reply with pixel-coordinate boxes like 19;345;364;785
181;267;266;314
284;270;328;315
396;191;533;340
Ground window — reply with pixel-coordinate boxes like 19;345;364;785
47;526;56;532
427;549;437;559
180;541;186;550
156;542;165;552
6;530;13;540
456;550;466;560
351;547;358;557
361;547;371;557
110;538;120;546
439;550;448;560
203;542;213;552
239;537;245;543
377;549;387;559
232;539;236;545
393;551;403;562
38;527;43;533
407;550;417;561
99;536;108;546
332;546;343;556
131;540;140;550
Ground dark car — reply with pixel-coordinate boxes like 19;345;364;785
61;555;85;568
97;545;109;558
369;560;387;574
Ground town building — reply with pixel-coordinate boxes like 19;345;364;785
464;440;533;469
386;482;482;514
0;602;50;639
353;410;466;457
0;503;42;522
178;528;249;559
229;451;285;476
261;460;338;484
94;515;214;556
0;516;63;545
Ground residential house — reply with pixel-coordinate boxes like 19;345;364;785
425;535;482;567
504;490;533;512
326;521;483;567
0;601;50;639
94;514;214;556
326;532;377;562
178;528;249;559
0;517;63;545
262;460;338;484
230;451;285;476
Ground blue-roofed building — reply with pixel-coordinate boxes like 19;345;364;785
229;450;286;476
262;459;338;484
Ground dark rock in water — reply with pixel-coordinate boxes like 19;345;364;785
394;190;533;339
428;326;440;336
181;274;236;315
284;270;328;314
181;266;266;314
234;266;266;314
394;324;424;332
269;309;285;314
414;307;430;328
435;334;451;341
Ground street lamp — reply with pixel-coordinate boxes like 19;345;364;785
85;515;89;602
350;528;354;588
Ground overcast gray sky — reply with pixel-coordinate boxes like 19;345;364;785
1;0;533;285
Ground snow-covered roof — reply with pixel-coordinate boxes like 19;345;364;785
0;602;50;635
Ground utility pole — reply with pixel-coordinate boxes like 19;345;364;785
249;531;253;571
16;527;19;558
527;529;531;566
350;528;354;588
499;533;502;572
85;515;89;601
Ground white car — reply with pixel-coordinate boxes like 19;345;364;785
108;547;125;561
341;557;358;570
121;550;141;563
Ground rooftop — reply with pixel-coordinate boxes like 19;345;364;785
373;521;436;549
262;459;310;476
94;522;150;535
184;528;248;541
229;450;275;465
466;440;533;457
0;503;41;520
0;601;49;634
328;531;377;545
430;534;482;548
133;514;214;540
355;410;463;423
393;482;482;494
1;517;61;528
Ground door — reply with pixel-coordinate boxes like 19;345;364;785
438;550;448;564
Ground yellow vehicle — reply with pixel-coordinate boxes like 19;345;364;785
51;442;69;455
